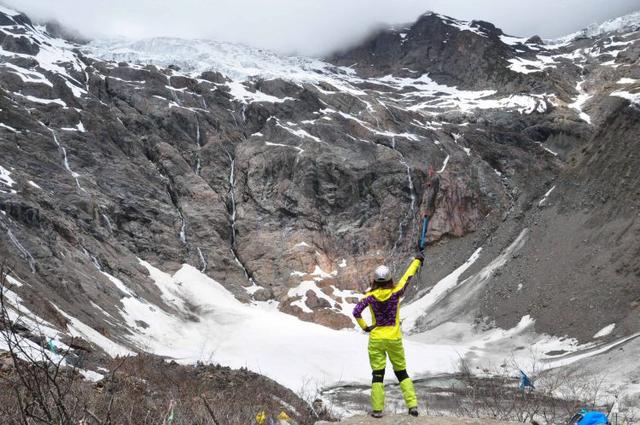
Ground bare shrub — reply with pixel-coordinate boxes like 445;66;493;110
437;354;619;425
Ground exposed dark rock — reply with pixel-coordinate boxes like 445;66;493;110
526;35;544;45
0;200;42;227
332;13;525;91
0;33;39;55
253;287;274;301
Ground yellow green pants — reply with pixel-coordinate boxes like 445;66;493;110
368;338;418;411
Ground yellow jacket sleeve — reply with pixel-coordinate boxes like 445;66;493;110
393;258;422;294
356;317;369;330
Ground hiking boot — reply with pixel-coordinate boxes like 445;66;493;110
371;411;384;419
408;407;419;417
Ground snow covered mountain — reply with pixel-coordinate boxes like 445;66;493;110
560;9;640;42
1;3;639;416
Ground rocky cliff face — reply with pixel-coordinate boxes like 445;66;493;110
332;13;570;94
0;5;638;363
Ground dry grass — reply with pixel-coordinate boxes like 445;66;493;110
0;353;333;424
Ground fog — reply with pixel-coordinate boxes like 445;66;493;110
3;0;639;56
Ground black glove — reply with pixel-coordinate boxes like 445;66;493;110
415;252;425;263
364;326;376;333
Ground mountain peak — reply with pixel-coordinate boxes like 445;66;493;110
555;9;640;43
330;11;525;89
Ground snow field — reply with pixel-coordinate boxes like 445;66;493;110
80;260;466;390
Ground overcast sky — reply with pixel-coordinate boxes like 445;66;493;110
4;0;640;56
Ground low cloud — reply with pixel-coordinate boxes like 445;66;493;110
3;0;639;56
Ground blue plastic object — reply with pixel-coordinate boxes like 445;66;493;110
47;339;58;355
519;370;535;391
577;411;609;425
419;216;430;251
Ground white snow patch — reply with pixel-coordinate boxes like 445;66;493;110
538;185;556;207
288;280;332;313
437;155;450;173
287;279;358;323
508;56;557;74
89;301;115;320
0;337;66;367
377;74;551;114
276;121;323;143
28;180;41;189
403;248;482;330
100;271;135;297
542;333;640;370
439;14;490;38
330;286;362;319
61;122;86;132
569;79;593;124
2;62;53;87
500;35;529;46
594;324;616;339
6;274;25;287
53;306;134;357
0;165;16;188
227;80;294;104
264;141;304;155
65;80;87;98
617;78;639;84
0;123;18;132
79;369;104;382
244;281;262;296
14;93;67;107
611;90;640;105
0;286;68;352
310;265;338;280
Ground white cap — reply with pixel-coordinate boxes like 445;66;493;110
374;265;392;282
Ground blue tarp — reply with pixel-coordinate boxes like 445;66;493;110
519;370;535;391
577;411;609;425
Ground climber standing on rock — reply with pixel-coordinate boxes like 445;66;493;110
352;253;424;418
352;172;439;418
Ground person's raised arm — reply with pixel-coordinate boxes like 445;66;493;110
393;252;425;295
